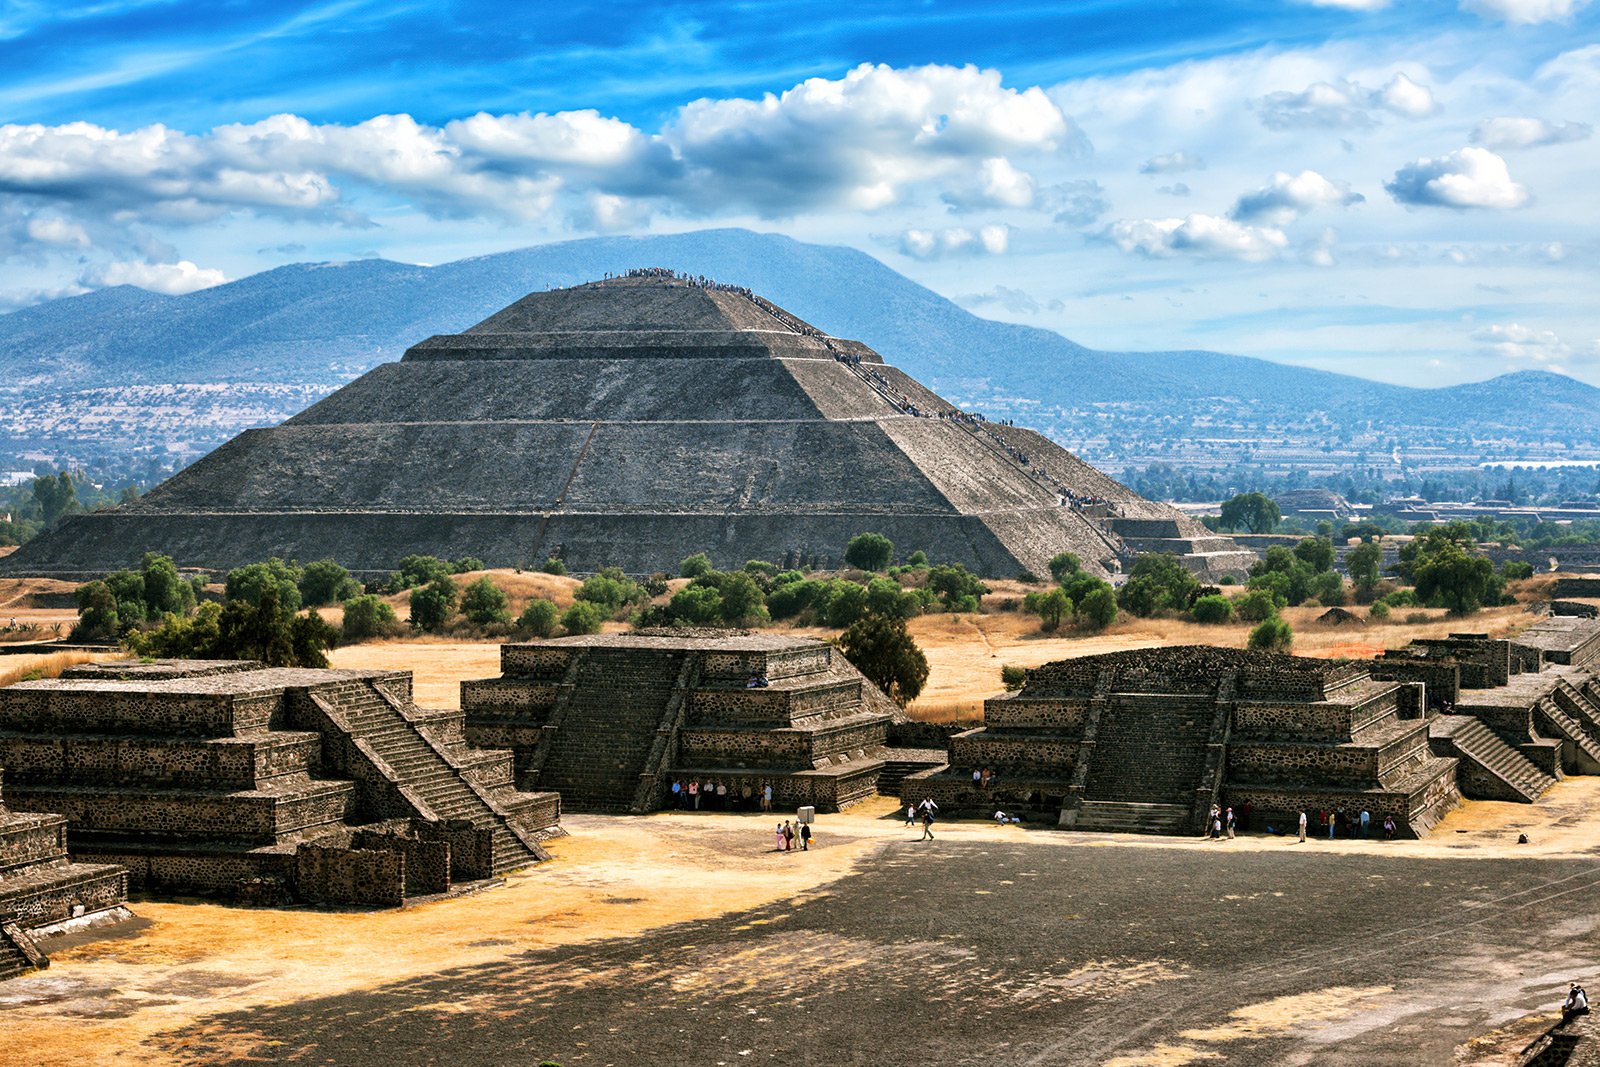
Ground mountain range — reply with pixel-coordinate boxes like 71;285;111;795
0;228;1593;474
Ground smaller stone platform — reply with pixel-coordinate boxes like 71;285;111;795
0;765;130;980
462;632;899;813
0;660;561;906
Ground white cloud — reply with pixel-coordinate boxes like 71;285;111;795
1230;169;1364;224
24;215;89;247
1471;322;1580;365
1460;0;1592;23
943;157;1038;210
1257;73;1436;128
1300;227;1341;267
1038;179;1109;225
1140;151;1205;173
83;259;227;295
1471;116;1592;149
899;224;1010;259
1386;146;1529;209
1105;214;1289;261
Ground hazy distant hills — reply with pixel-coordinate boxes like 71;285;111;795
0;228;1593;471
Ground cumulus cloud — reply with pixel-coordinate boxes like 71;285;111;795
943;157;1038;210
1471;116;1592;149
899;224;1010;259
82;259;228;295
1385;146;1529;209
1469;322;1597;367
1105;214;1289;261
24;216;89;248
1257;73;1436;128
1140;151;1205;173
1460;0;1592;23
1157;183;1191;197
1038;179;1109;225
1230;169;1364;225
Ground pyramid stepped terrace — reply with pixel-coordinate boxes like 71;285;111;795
0;271;1254;581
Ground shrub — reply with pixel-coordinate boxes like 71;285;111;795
1501;560;1535;581
766;578;821;619
540;557;567;576
668;584;724;626
390;554;452;591
460;576;511;625
1247;616;1293;651
641;572;671;598
1382;588;1420;608
837;614;928;705
517;598;559;637
561;600;605;636
140;552;195;617
449;556;486;574
824;581;869;628
1310;570;1347;607
341;594;398;641
408;577;458;633
906;550;929;568
679;553;714;579
1368;601;1391;622
844;532;894;572
1233;589;1280;623
927;563;987;612
1117;553;1199;617
1190;594;1234;624
744;560;778;580
1001;665;1027;691
576;567;644;613
72;581;121;642
300;559;361;607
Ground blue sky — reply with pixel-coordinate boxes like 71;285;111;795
0;0;1596;385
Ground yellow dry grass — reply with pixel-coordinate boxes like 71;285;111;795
0;650;113;688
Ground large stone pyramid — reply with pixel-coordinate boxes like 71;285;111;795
2;272;1253;579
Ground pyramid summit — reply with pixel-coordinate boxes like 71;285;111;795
3;270;1252;579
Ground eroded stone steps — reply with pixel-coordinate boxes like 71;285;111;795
1072;800;1191;836
1432;715;1555;802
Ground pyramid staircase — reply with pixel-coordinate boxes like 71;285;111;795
1538;682;1600;774
1430;715;1557;802
1073;693;1216;834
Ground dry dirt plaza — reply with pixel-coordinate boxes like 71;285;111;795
2;781;1598;1067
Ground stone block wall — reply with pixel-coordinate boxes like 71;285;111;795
980;697;1091;731
295;845;405;908
1370;659;1461;706
0;863;129;928
0;814;67;875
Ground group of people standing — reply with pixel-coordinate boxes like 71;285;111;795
773;819;812;852
1294;806;1397;842
669;778;774;812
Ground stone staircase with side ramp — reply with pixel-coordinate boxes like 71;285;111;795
1430;715;1557;802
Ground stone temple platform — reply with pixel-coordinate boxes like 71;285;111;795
0;765;129;980
462;632;902;813
903;646;1461;838
0;660;562;906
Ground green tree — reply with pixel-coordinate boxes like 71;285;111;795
1310;570;1347;607
1191;594;1234;624
540;557;567;576
906;550;929;568
844;532;894;572
1036;587;1072;632
1218;492;1281;534
408;576;458;633
139;552;195;617
391;554;453;591
217;585;297;665
1347;541;1383;593
32;473;79;528
128;601;223;659
1293;537;1336;573
927;563;987;612
1076;585;1119;630
1369;600;1391;622
1048;552;1082;585
341;594;398;641
714;572;768;624
576;567;644;613
72;581;120;642
837;614;928;705
679;553;714;578
1117;553;1199;617
289;610;339;669
102;568;148;628
516;598;559;637
824;581;870;627
299;559;360;607
668;584;724;625
1501;560;1535;581
1248;616;1294;651
227;558;304;613
460;576;511;625
561;600;605;635
1414;541;1501;615
449;557;485;574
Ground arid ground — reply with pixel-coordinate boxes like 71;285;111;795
3;785;1597;1066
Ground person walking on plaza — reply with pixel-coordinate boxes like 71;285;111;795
782;820;795;851
774;822;785;851
1383;814;1396;840
1225;806;1236;839
1359;808;1371;838
920;807;935;841
761;782;773;813
905;803;917;827
800;822;812;851
1298;809;1308;843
